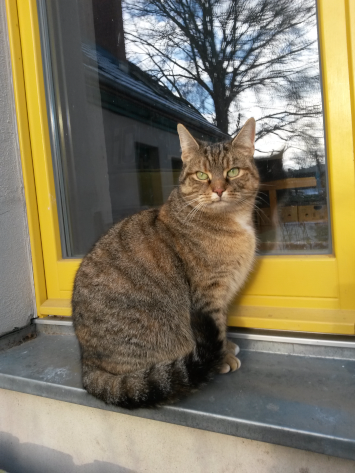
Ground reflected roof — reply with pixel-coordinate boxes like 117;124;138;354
82;43;226;139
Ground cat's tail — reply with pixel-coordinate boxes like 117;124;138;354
82;311;224;409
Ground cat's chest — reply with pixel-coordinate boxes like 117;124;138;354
215;216;256;298
224;224;256;293
219;215;255;262
192;216;256;293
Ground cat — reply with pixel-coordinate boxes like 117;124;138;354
72;118;259;409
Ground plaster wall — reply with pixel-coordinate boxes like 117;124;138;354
0;0;35;335
0;388;354;473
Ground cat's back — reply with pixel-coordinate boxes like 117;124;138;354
75;207;167;275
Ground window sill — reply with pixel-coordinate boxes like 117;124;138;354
0;320;354;461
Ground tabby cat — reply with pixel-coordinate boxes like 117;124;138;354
72;118;259;409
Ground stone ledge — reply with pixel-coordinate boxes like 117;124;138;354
0;325;354;461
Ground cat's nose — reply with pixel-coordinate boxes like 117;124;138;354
213;188;225;197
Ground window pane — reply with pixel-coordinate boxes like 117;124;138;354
39;0;331;257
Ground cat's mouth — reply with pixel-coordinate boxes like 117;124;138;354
209;198;229;206
208;195;253;208
210;194;226;203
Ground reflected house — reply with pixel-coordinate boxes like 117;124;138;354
47;0;226;255
82;43;226;223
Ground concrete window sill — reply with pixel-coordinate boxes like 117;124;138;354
0;319;354;461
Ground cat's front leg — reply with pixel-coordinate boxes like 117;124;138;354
226;339;240;356
213;316;241;374
219;339;241;374
226;339;240;355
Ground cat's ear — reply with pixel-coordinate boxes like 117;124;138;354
232;118;256;157
177;124;199;161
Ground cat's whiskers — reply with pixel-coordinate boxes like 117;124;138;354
242;203;269;224
235;192;274;222
235;197;258;210
254;195;270;206
178;196;202;213
225;192;256;205
184;201;207;224
192;202;208;223
184;202;203;223
183;196;202;205
240;201;271;224
181;194;211;218
253;206;272;224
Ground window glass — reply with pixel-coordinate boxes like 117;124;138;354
39;0;331;257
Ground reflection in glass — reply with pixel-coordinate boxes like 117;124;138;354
40;0;330;256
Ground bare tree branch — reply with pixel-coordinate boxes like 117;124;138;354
123;0;322;159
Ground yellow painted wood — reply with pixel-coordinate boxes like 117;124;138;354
236;295;339;310
56;256;338;299
5;0;47;315
241;256;338;299
40;299;71;317
16;0;62;303
59;291;75;299
39;299;355;336
228;306;355;335
57;260;81;292
318;0;355;310
10;0;355;330
346;0;355;164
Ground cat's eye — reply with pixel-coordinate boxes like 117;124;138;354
196;171;209;180
227;167;240;178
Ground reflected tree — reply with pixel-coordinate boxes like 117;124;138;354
123;0;322;153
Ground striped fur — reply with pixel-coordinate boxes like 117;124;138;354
80;311;223;409
72;119;259;408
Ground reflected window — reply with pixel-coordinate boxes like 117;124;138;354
39;0;331;256
135;143;162;208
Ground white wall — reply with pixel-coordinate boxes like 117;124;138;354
0;389;354;473
0;0;35;335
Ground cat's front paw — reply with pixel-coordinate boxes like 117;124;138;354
219;353;241;374
226;339;240;356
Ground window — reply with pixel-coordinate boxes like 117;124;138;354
6;0;355;333
135;143;163;209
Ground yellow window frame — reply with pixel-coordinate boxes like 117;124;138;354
6;0;355;334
